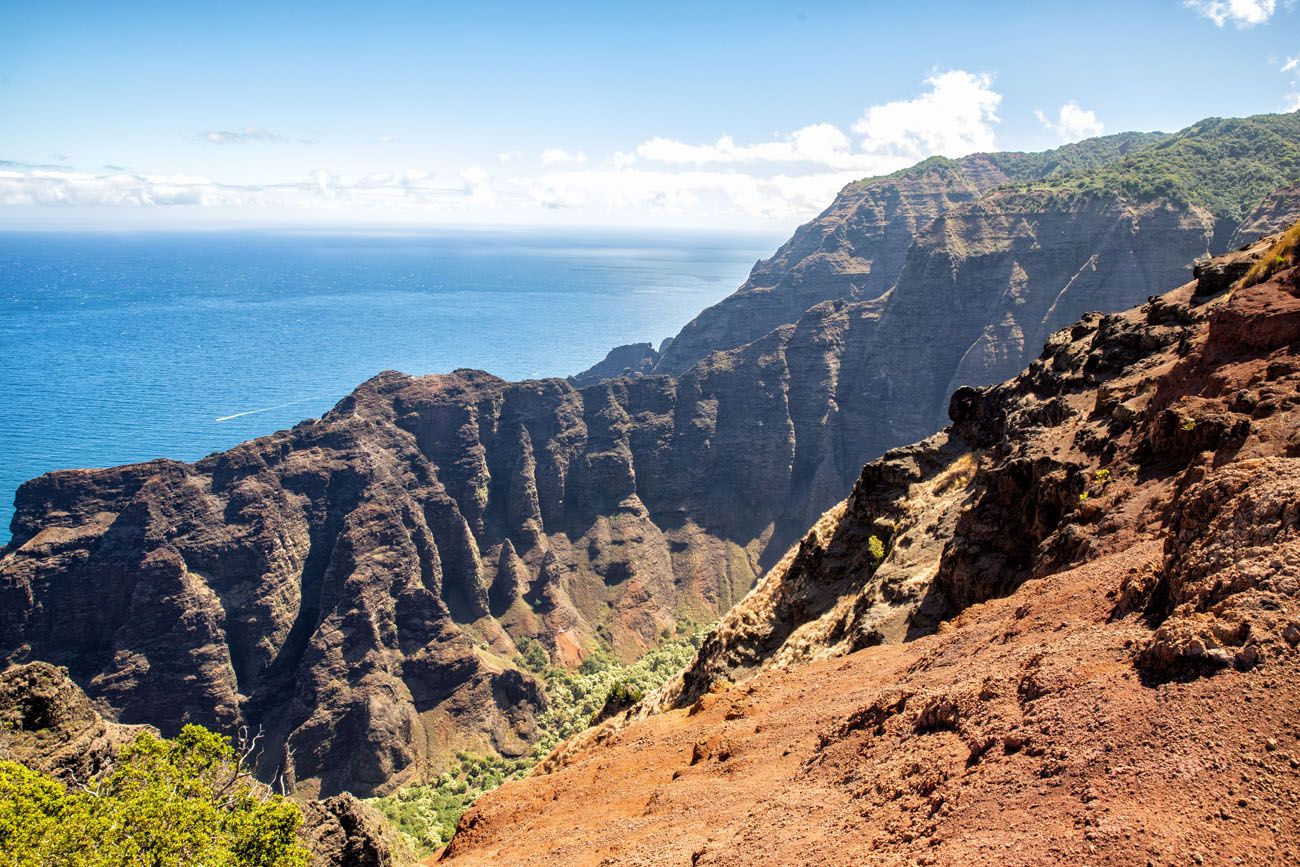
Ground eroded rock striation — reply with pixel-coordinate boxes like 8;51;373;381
443;229;1300;866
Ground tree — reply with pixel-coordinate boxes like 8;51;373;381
0;725;308;867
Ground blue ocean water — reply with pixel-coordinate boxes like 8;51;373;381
0;228;778;541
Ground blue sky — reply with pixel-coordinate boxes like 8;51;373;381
1;0;1298;232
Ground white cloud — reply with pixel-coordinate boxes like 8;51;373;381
1035;101;1105;143
460;166;496;207
626;70;1000;177
2;71;1012;227
201;126;288;145
540;148;588;166
1279;53;1300;110
0;165;491;213
634;123;855;167
1184;0;1276;27
524;167;880;222
851;70;1001;162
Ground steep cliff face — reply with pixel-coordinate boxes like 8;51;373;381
0;324;869;795
443;231;1300;867
647;157;1000;376
844;191;1217;457
613;132;1168;378
1228;181;1300;249
656;231;1299;706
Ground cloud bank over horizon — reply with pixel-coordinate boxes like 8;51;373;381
0;71;1021;228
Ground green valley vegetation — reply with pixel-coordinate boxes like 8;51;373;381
367;624;708;854
0;725;308;867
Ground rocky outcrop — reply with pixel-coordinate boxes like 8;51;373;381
299;793;402;867
624;227;1295;712
442;233;1300;867
0;662;401;867
0;661;147;783
570;343;660;387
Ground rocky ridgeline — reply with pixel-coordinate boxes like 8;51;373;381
3;113;1299;797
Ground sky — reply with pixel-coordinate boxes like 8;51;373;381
1;0;1298;233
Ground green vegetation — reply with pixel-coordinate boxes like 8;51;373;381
983;131;1171;183
0;725;308;867
367;624;708;854
877;131;1168;185
867;534;887;565
1244;221;1300;286
1015;113;1300;223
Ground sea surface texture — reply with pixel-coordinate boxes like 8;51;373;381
0;228;774;540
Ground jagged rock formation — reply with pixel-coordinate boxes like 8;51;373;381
0;662;400;867
442;230;1300;866
4;113;1299;798
299;793;402;867
569;342;660;388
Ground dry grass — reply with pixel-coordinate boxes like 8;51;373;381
1244;221;1300;287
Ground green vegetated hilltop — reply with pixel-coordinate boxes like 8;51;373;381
1009;111;1300;222
885;111;1300;226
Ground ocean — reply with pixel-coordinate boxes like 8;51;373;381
0;228;778;541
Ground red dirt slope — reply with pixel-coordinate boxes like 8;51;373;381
441;241;1300;866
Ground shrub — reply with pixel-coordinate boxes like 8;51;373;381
867;535;886;565
601;681;645;712
0;725;308;867
1244;222;1300;287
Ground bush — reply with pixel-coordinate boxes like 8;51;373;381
0;725;308;867
867;535;886;565
601;681;645;712
1244;222;1300;287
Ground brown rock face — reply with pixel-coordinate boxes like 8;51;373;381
0;661;147;783
442;237;1300;867
299;793;401;867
